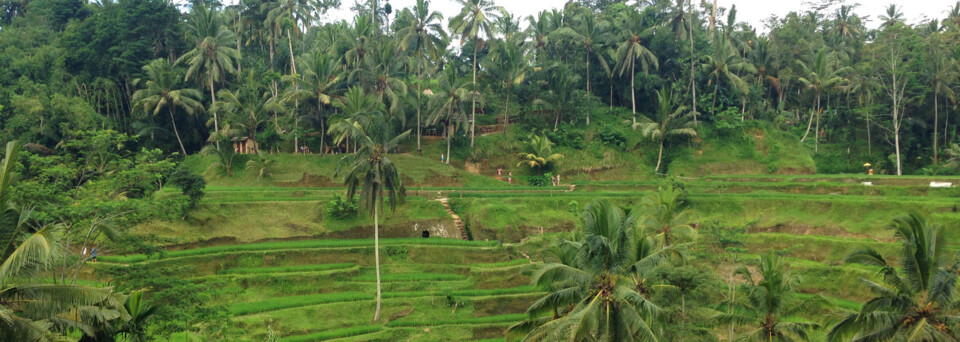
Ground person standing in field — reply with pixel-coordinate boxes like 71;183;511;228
91;247;98;262
508;172;512;184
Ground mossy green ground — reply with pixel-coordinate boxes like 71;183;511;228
102;132;960;340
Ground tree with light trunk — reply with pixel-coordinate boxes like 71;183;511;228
131;59;204;156
665;0;698;125
924;34;957;164
797;48;850;152
335;119;408;322
449;0;503;147
635;88;698;174
283;52;343;155
398;0;446;154
871;24;920;176
427;67;474;165
178;4;240;151
616;9;659;127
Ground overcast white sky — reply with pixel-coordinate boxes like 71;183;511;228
318;0;959;31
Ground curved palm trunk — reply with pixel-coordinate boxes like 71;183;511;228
169;107;187;155
373;200;382;321
586;54;591;126
631;61;637;127
655;138;664;173
800;92;818;143
287;29;297;75
503;83;511;134
446;121;452;165
210;79;220;151
689;13;697;125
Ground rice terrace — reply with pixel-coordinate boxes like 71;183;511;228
4;0;960;341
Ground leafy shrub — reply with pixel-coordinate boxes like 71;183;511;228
597;125;627;150
325;193;359;219
527;174;550;187
545;125;585;149
169;166;205;212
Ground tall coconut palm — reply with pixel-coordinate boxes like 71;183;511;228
665;0;699;124
796;48;850;152
0;141;124;340
131;59;204;155
428;67;474;164
508;200;677;341
330;87;382;153
398;0;446;153
335;121;408;322
831;5;862;41
701;39;754;115
718;252;823;341
449;0;503;147
634;89;698;174
616;10;659;126
261;0;315;73
351;41;409;121
880;4;905;27
211;71;271;154
485;42;527;132
828;213;960;341
283;52;342;155
924;35;958;164
178;4;241;151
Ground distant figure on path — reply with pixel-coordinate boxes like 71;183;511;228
91;247;98;262
508;171;513;184
556;174;561;186
82;247;87;257
441;153;445;162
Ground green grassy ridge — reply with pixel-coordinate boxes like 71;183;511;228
280;326;382;342
100;238;500;263
218;263;355;275
232;286;539;317
385;313;527;328
351;272;467;282
230;292;372;316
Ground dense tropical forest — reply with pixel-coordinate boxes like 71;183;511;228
3;0;960;340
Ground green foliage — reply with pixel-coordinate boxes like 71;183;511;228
325;193;359;219
526;174;550;187
170;166;206;213
597;124;628;150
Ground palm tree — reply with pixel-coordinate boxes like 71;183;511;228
828;213;960;341
213;71;271;155
335;122;409;322
330;87;383;153
262;0;314;76
283;52;342;155
616;10;659;127
718;252;823;341
428;67;474;164
831;5;862;40
516;134;563;174
924;35;958;164
640;185;696;246
178;4;241;151
508;200;677;341
398;0;445;153
635;89;698;174
131;59;204;155
574;15;610;109
701;39;754;115
485;42;527;132
351;41;408;120
880;4;905;27
0;141;124;340
245;152;274;181
797;48;850;152
665;0;698;123
449;0;503;147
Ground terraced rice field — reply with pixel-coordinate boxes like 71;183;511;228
101;173;960;341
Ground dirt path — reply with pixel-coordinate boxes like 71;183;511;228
436;198;468;240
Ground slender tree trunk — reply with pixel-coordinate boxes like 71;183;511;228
470;36;478;147
866;110;872;155
586;55;591;125
712;82;719;113
934;84;939;163
210;79;220;151
446;122;452;165
287;29;297;75
895;113;902;175
319;102;325;155
504;84;511;134
655;138;664;173
815;94;821;153
631;61;637;127
373;201;382;321
169;107;187;155
801;92;818;143
680;293;686;342
709;0;717;40
690;22;697;125
417;51;423;154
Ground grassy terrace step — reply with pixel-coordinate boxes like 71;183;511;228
218;263;355;275
232;286;539;316
385;313;527;328
280;326;383;342
350;272;467;282
100;238;499;263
